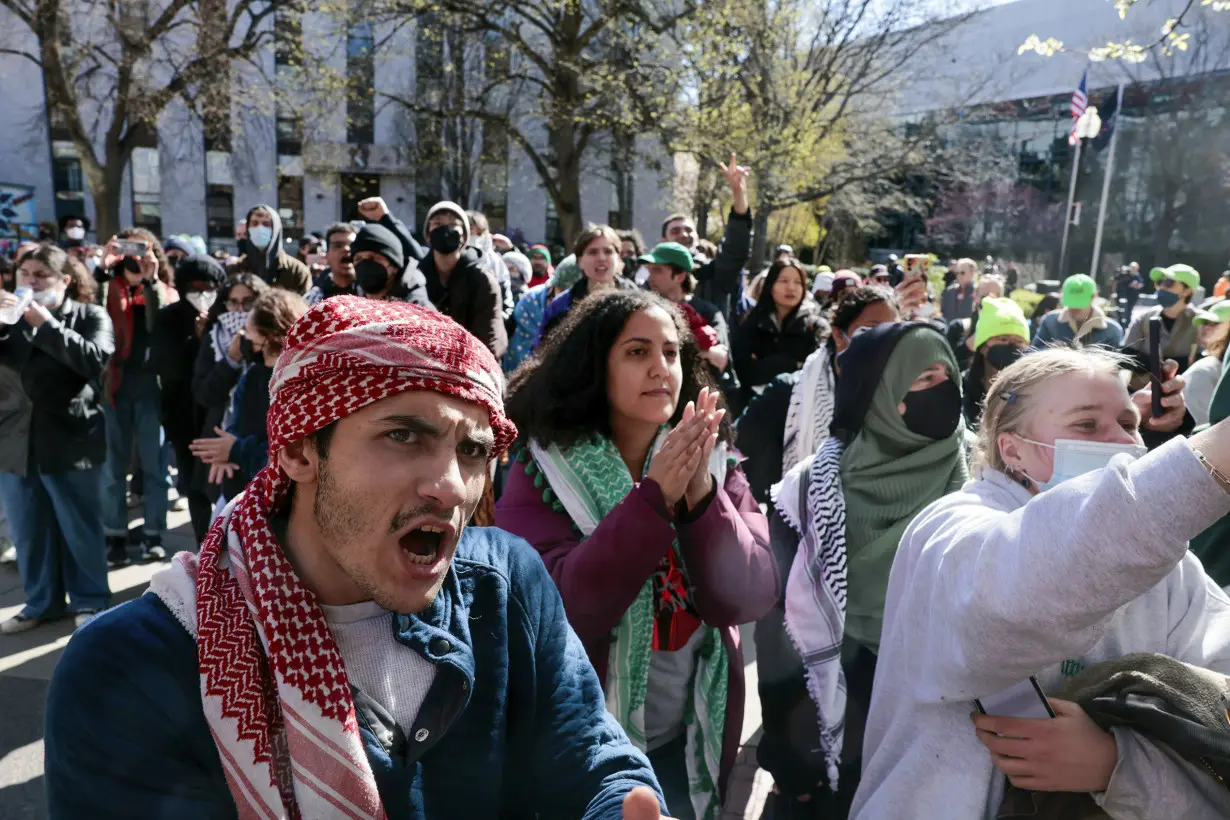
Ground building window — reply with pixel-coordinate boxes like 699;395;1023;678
415;115;443;228
341;174;381;221
545;198;561;246
480;122;508;232
131;145;161;235
206;184;234;242
275;8;303;156
347;20;375;145
278;175;304;240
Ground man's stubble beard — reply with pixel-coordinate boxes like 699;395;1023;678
312;457;465;613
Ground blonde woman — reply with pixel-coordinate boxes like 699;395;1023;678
853;347;1230;820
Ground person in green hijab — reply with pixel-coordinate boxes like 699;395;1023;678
757;321;968;818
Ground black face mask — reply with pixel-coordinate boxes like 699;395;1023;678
429;225;464;255
985;343;1025;371
354;259;392;294
239;336;256;362
901;378;962;440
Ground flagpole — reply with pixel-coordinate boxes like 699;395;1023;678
1058;139;1082;278
1090;82;1126;284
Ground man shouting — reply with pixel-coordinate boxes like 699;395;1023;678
45;297;674;819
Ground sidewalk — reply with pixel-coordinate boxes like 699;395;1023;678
0;504;772;820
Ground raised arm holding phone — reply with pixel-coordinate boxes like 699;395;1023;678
853;346;1230;820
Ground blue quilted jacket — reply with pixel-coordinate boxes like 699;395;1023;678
45;527;663;819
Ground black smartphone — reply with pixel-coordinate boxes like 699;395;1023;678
1148;316;1163;418
974;676;1056;719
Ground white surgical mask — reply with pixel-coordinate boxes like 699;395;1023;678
635;265;650;286
248;225;273;249
1017;437;1147;492
31;288;62;307
65;226;85;241
186;291;216;312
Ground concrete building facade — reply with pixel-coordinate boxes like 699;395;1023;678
0;9;675;253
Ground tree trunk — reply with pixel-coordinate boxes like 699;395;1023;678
89;159;127;241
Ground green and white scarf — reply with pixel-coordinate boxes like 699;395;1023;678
529;432;729;820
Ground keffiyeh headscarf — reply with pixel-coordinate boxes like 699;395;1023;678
151;296;515;820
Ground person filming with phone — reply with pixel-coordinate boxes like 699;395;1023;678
852;346;1230;820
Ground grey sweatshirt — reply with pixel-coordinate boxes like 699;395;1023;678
852;437;1230;820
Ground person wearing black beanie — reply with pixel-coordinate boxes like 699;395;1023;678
152;254;228;544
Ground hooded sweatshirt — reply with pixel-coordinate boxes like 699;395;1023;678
852;438;1230;820
231;206;311;295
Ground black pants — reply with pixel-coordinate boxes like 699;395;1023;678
169;434;216;547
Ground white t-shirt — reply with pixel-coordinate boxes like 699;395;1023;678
322;600;437;733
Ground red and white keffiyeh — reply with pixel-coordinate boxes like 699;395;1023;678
151;297;515;820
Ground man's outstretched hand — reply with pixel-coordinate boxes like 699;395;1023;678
622;786;675;820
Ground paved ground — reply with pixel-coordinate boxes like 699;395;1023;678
0;503;772;819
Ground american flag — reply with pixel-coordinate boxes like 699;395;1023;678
1068;71;1088;146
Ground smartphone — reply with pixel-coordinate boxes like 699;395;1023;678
1148;316;1163;417
975;676;1056;720
116;239;149;258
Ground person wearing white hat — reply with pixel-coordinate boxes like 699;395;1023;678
418;201;507;357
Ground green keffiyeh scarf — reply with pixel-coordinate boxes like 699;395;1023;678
840;329;969;651
528;432;729;820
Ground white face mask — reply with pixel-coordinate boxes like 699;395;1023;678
635;265;650;286
1016;437;1147;492
31;287;62;307
186;291;217;313
65;226;85;241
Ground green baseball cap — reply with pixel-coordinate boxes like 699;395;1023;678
1160;263;1200;291
642;242;694;273
1149;266;1168;283
973;297;1029;349
1061;273;1097;309
1194;300;1230;325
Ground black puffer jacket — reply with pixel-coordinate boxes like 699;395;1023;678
732;300;826;392
0;298;114;474
420;247;507;357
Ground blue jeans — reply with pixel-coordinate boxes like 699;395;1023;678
103;371;170;538
0;468;110;618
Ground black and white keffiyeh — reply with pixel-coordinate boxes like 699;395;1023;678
772;435;849;792
782;346;836;475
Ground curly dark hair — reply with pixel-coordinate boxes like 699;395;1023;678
249;288;308;354
506;289;734;451
826;285;897;345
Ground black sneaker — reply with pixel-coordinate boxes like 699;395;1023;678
138;536;166;562
106;536;130;568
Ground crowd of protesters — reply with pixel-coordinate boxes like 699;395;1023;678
4;155;1230;820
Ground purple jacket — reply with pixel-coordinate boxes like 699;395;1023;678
495;458;778;798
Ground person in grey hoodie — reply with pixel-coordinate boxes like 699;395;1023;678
853;346;1230;820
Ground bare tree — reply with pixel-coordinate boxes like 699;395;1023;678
662;0;979;267
374;0;686;243
0;0;298;239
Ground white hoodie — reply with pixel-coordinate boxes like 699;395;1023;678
852;437;1230;820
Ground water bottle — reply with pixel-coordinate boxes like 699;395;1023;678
0;286;33;325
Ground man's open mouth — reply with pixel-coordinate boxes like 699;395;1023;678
400;525;445;565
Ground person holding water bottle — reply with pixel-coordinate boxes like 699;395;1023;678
0;244;114;633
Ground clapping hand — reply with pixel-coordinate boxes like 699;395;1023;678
207;462;238;485
644;387;724;510
720;152;750;215
190;427;238;465
622;786;676;820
